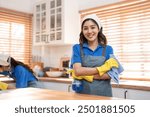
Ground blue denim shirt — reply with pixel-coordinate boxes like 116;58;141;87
0;65;37;88
71;43;113;68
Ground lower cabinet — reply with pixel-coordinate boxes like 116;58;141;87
39;81;73;92
112;88;125;99
125;89;150;100
112;87;150;100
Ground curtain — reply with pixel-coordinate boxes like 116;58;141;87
0;7;32;65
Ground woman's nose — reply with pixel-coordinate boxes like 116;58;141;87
87;29;92;33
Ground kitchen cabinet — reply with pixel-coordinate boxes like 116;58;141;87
112;87;150;100
33;0;80;46
39;81;73;92
112;87;125;99
33;0;47;45
124;89;150;100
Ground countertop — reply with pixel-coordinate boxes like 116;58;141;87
38;77;150;91
1;77;150;91
0;88;119;100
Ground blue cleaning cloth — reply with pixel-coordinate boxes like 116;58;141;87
72;79;83;93
107;54;124;83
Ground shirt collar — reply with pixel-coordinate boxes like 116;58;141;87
83;43;103;48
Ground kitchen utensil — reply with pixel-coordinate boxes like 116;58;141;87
46;71;63;77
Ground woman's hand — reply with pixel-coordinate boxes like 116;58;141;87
93;73;111;80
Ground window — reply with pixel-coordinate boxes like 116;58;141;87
0;8;32;64
80;0;150;80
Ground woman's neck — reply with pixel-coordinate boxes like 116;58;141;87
88;40;99;51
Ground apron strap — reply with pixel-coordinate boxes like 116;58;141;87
102;46;106;57
80;44;84;58
80;44;84;66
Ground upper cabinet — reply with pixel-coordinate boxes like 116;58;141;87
33;0;80;46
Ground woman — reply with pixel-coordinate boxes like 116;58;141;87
71;14;118;97
0;55;38;88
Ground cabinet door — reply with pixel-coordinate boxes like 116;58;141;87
112;87;150;100
39;81;73;92
35;5;40;44
33;0;79;45
34;1;48;45
49;0;62;43
41;3;46;32
112;88;125;99
126;89;150;100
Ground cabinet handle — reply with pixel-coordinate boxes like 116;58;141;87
68;84;71;92
124;90;128;99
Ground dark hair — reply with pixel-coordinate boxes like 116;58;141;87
8;57;34;74
79;19;107;47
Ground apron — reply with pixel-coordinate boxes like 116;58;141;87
79;44;112;97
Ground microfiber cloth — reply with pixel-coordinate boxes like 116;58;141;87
107;54;124;83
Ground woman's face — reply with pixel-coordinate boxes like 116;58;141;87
82;20;99;42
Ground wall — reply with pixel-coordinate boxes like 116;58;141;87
32;45;72;68
0;0;121;13
0;0;121;68
0;0;38;13
48;45;72;68
78;0;121;10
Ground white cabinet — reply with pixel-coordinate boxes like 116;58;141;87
39;81;73;92
34;0;48;45
33;0;80;46
112;87;125;99
112;87;150;100
125;89;150;100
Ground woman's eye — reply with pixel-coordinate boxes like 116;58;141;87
83;27;88;30
91;26;96;29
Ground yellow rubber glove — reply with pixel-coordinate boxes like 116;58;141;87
0;81;8;90
96;58;119;76
67;69;94;82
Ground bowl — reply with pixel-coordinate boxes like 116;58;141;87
46;71;63;77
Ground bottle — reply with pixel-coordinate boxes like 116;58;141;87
72;79;83;93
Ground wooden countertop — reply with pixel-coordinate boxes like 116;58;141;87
0;88;119;100
1;77;150;91
0;77;15;83
38;77;150;91
111;80;150;91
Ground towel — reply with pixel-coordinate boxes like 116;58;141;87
72;79;83;93
107;54;124;83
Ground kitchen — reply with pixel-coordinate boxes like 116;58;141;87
0;0;150;101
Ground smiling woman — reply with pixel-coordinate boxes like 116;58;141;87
69;13;123;97
0;7;32;65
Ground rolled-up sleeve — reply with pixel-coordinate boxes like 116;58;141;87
70;44;81;68
106;45;114;60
